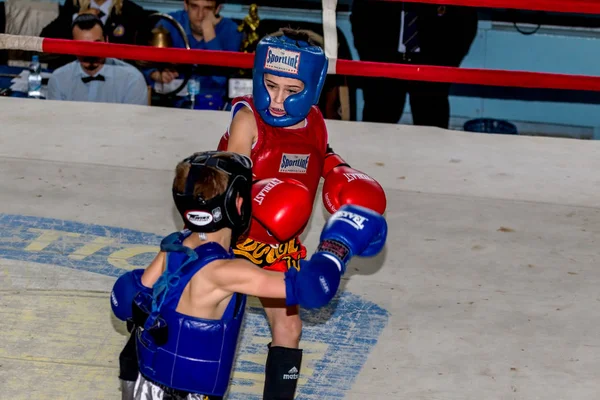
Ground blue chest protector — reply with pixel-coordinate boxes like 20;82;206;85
133;230;247;396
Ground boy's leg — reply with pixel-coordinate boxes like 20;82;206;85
119;330;139;400
232;238;307;399
260;300;303;400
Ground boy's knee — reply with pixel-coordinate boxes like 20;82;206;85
271;316;302;342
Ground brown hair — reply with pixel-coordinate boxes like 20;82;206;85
173;153;229;201
185;0;225;7
72;13;105;36
271;28;320;47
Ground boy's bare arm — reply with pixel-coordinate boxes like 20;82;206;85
209;259;286;299
140;251;166;288
226;107;257;158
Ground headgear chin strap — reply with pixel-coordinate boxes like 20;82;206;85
253;34;328;127
172;151;252;242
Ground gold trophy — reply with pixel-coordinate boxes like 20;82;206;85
238;4;260;54
237;4;261;78
228;4;260;98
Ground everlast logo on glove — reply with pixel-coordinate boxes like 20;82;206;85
111;292;119;307
279;153;310;173
319;276;330;293
253;178;284;205
344;172;375;182
334;211;367;230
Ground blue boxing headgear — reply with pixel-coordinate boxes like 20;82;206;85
253;34;328;127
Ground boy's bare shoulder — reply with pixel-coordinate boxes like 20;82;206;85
205;257;248;272
232;105;255;125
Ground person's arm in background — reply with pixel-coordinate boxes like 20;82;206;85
349;0;370;56
39;1;80;69
421;4;478;67
120;0;158;45
40;0;79;39
143;65;179;86
142;18;181;86
350;0;400;63
446;6;478;67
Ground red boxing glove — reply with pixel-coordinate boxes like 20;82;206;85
251;178;313;243
322;166;387;215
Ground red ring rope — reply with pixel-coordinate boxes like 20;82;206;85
37;38;600;92
42;39;255;69
336;60;600;91
383;0;600;15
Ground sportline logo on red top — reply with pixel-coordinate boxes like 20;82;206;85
264;47;301;75
279;153;310;174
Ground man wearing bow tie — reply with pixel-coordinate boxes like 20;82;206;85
47;13;148;105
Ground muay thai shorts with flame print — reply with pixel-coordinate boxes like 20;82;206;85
232;237;307;273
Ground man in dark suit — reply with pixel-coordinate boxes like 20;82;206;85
40;0;155;69
0;2;6;65
351;0;478;128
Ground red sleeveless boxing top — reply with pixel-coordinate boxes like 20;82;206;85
218;95;328;249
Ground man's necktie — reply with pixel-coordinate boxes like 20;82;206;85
82;74;105;83
403;11;420;53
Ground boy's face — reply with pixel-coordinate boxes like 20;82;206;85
184;0;221;34
263;73;305;117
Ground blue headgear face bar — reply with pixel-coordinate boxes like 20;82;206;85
252;35;328;127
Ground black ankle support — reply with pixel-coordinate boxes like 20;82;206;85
263;345;303;400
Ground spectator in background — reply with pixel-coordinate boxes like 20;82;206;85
351;1;478;128
41;0;154;45
40;0;155;69
0;2;6;66
145;0;242;106
47;13;148;106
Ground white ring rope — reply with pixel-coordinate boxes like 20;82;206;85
322;0;338;74
0;34;43;52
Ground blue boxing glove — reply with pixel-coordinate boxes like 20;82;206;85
284;204;387;309
284;254;341;309
317;204;387;273
110;269;151;321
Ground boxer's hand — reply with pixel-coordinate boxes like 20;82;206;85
202;9;223;27
151;69;179;84
111;269;151;321
318;204;388;270
200;10;221;42
284;204;387;308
